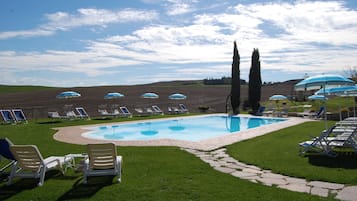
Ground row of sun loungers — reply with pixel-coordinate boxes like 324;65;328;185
299;117;357;157
0;109;27;124
99;104;188;118
98;106;132;118
0;138;122;186
48;107;90;120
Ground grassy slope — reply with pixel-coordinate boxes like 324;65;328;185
227;121;357;184
0;119;330;201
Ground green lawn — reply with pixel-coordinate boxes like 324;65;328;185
0;117;337;200
227;121;357;185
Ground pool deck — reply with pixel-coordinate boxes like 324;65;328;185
53;114;312;151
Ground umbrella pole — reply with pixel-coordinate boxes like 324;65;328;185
323;83;328;130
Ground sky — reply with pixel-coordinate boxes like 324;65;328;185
0;0;357;87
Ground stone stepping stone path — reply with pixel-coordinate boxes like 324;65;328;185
183;147;357;201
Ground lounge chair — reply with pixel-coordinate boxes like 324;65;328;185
8;145;72;186
48;111;68;119
98;109;120;118
12;109;27;123
167;107;179;114
83;143;122;184
297;109;312;118
134;108;151;116
119;106;132;118
299;122;357;157
299;125;338;157
262;105;274;116
0;138;15;172
306;106;325;119
65;111;80;119
178;104;189;113
152;105;164;115
75;107;90;119
0;110;16;124
254;106;265;116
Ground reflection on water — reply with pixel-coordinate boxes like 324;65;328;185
227;116;281;132
84;115;286;142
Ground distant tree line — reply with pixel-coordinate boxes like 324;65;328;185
203;77;246;85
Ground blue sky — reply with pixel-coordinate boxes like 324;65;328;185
0;0;356;87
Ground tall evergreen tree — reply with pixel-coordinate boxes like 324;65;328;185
248;48;262;115
230;41;240;114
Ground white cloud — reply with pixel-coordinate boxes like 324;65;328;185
0;8;159;40
165;0;197;15
1;1;357;86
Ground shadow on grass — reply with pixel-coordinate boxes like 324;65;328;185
57;176;115;201
0;170;65;200
308;154;357;169
37;120;63;124
0;179;39;200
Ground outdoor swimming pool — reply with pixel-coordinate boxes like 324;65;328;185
82;114;286;142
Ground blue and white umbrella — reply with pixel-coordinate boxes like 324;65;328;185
141;92;159;99
314;85;357;96
56;91;81;99
104;92;125;99
269;95;287;101
295;74;355;91
295;74;355;129
307;95;328;101
168;93;187;100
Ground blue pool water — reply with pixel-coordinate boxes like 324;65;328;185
83;115;286;142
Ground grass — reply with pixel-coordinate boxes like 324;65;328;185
0;117;339;200
227;121;357;185
263;96;356;114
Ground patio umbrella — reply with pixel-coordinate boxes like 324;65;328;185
314;85;357;96
104;92;124;99
56;91;81;113
168;93;187;100
295;74;355;91
295;74;355;128
269;95;287;101
315;85;357;120
141;92;159;99
56;91;81;99
104;92;125;111
307;95;328;101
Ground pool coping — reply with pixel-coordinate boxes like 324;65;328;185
53;114;313;151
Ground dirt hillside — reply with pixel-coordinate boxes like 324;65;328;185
0;80;300;119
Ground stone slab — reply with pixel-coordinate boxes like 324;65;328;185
308;181;344;190
278;183;311;193
310;186;329;197
336;186;357;201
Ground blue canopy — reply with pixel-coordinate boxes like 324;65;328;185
56;91;81;99
295;74;355;91
104;92;125;99
307;95;328;101
269;95;287;101
141;92;159;99
168;93;187;100
315;85;357;96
